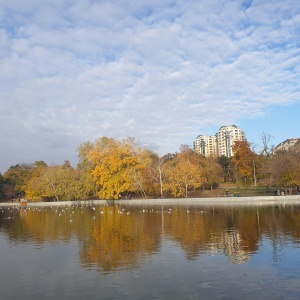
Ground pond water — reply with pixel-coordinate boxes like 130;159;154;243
1;202;300;299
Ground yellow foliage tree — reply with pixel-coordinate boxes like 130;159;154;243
25;165;48;200
89;137;149;199
25;164;90;201
165;145;203;197
200;156;223;189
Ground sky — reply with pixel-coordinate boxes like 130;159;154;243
1;0;300;174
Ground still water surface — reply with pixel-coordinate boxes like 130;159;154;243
1;203;300;299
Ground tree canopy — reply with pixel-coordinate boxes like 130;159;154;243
1;134;300;201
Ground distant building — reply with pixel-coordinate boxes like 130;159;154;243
216;125;246;157
273;138;300;153
194;125;245;157
194;135;217;157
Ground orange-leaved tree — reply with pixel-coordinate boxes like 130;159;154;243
231;140;255;185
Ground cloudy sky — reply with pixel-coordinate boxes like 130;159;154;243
1;0;300;173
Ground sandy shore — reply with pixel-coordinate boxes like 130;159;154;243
1;195;300;207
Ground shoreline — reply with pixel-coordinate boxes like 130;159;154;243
1;195;300;207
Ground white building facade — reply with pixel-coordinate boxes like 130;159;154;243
216;125;246;157
194;125;245;157
194;135;217;157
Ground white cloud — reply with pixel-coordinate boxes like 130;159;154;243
0;0;300;172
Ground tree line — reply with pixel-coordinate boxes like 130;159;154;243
0;135;300;201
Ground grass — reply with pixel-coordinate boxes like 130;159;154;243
198;184;276;198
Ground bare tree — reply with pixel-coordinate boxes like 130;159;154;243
260;132;274;157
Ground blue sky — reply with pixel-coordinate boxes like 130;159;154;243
0;0;300;173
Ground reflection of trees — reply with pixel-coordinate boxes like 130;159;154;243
1;204;300;268
162;207;208;260
79;206;162;271
1;206;90;244
259;205;300;264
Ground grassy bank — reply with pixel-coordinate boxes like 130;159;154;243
199;184;275;198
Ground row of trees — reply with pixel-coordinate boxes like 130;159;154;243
1;136;300;201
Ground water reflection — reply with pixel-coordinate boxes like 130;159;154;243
1;204;300;271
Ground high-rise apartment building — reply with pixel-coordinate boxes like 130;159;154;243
194;125;245;157
216;125;245;157
194;135;217;157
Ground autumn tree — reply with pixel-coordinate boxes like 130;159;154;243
165;145;203;198
3;163;36;198
25;163;90;201
89;137;149;199
145;152;174;198
24;162;48;200
267;148;300;189
251;132;275;186
77;141;95;171
77;141;99;198
34;160;48;168
128;147;153;198
231;140;255;185
200;156;223;189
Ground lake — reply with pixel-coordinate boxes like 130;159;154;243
1;201;300;299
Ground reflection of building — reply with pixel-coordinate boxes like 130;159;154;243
194;135;217;157
205;230;251;264
223;230;250;264
273;138;300;153
194;125;245;157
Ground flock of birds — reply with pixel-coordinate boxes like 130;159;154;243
0;204;207;223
